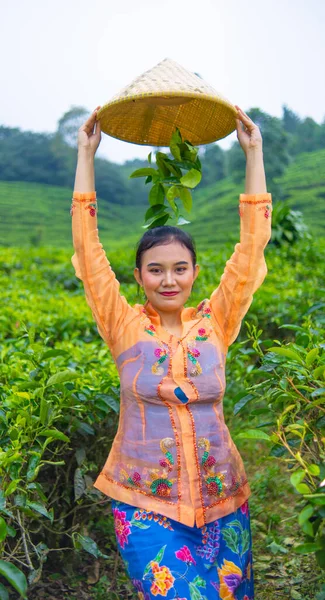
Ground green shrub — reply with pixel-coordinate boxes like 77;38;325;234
235;319;325;568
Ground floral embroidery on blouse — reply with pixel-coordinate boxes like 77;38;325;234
86;202;97;217
144;323;156;336
145;438;176;496
186;326;212;377
198;438;226;497
152;347;169;376
196;300;212;319
70;199;97;217
119;438;176;498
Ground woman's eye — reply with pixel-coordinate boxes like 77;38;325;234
176;267;186;272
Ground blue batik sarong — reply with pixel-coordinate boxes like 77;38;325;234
111;498;254;599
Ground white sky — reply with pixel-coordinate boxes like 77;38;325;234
1;0;324;164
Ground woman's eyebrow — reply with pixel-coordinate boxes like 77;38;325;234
147;261;189;267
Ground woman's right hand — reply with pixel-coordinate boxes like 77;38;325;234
77;106;102;156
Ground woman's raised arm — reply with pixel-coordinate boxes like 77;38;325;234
71;109;137;354
209;107;272;347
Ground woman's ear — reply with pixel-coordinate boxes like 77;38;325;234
194;264;200;281
134;267;142;287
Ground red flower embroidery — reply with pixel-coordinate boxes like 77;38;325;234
198;328;206;336
175;545;197;565
206;455;216;467
89;207;96;217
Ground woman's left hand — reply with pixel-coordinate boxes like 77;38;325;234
235;105;263;156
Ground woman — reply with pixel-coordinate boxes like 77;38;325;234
71;105;272;599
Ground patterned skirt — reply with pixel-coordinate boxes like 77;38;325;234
111;498;254;599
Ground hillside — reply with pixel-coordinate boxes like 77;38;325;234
0;148;324;250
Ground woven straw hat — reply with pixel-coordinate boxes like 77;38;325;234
96;58;237;146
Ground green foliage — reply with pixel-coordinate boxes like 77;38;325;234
270;200;310;246
129;128;202;229
1;237;325;597
235;319;325;568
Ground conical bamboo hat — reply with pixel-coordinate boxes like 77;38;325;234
96;58;237;146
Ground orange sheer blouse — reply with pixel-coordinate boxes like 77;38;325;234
71;191;272;527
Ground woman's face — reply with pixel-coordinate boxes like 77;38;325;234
134;241;200;314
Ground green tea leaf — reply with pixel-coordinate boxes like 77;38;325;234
170;129;182;161
290;469;305;489
179;187;192;212
156;153;172;177
26;501;54;522
147;214;170;229
311;388;325;398
233;394;255;415
294;542;322;554
180;168;202;189
0;517;7;542
166;186;179;211
298;504;314;525
306;348;319;367
267;347;304;364
0;560;27;598
236;429;271;441
296;483;311;494
145;204;166;221
46;370;79;387
149;183;165;206
129;167;158;179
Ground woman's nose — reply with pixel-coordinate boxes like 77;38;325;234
162;272;176;286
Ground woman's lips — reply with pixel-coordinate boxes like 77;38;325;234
160;292;179;296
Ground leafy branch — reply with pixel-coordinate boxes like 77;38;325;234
129;128;202;229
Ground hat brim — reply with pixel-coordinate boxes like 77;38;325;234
96;91;237;146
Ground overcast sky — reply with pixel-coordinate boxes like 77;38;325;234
2;0;324;164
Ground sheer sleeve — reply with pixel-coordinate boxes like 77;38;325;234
70;191;137;351
209;192;272;347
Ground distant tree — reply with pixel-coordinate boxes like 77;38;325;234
282;104;301;133
57;106;89;148
200;144;226;187
294;117;323;154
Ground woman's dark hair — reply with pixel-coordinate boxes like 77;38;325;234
135;226;197;272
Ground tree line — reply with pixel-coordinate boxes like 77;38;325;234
0;105;324;204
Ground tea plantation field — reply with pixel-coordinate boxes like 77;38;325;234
1;235;325;599
1;148;324;250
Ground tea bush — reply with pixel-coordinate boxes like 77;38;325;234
0;237;324;598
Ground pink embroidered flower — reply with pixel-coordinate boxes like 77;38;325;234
154;348;163;357
206;455;216;467
149;324;155;331
205;307;211;314
207;481;220;495
159;458;168;468
264;209;270;218
132;472;141;483
156;482;170;496
112;508;131;549
175;545;197;565
198;328;206;336
89;207;96;217
192;348;200;357
240;500;249;517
